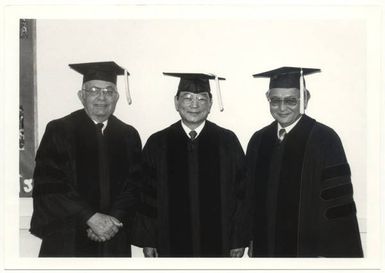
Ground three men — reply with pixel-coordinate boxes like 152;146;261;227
246;67;363;257
132;73;249;257
30;62;142;257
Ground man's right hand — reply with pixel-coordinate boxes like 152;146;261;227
86;212;123;242
143;247;158;257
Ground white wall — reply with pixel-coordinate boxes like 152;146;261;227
17;6;373;260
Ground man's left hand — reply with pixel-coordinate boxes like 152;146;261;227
230;247;245;257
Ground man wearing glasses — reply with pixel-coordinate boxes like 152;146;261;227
132;73;249;257
30;62;142;257
246;67;363;257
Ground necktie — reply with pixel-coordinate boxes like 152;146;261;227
279;128;286;142
189;130;197;140
96;123;110;212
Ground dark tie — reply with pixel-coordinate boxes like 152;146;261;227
96;123;110;212
278;128;286;142
189;130;197;140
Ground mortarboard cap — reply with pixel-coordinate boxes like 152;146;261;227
163;72;226;111
252;66;320;89
69;61;132;105
253;66;321;114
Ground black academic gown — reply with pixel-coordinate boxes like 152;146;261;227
30;109;142;257
246;115;363;257
132;121;249;257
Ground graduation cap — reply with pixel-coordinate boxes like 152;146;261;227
253;66;321;114
163;72;226;111
69;61;132;105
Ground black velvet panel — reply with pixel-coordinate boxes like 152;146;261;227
274;116;315;256
251;123;277;256
166;124;193;256
198;124;222;257
321;183;353;200
74;114;100;211
322;163;351;181
326;203;356;219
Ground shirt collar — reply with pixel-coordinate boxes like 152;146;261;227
181;120;206;139
277;115;302;138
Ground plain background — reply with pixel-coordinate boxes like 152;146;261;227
2;2;383;271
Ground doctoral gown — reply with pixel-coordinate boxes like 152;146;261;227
246;115;363;257
132;121;249;257
30;109;142;257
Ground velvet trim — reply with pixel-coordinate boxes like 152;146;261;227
325;202;356;219
166;123;193;256
321;183;353;200
322;163;351;181
250;122;277;256
197;123;222;256
273;116;316;256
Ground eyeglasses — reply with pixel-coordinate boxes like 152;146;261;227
82;86;117;98
180;93;210;105
268;97;299;107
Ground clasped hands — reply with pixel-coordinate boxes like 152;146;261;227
86;212;123;242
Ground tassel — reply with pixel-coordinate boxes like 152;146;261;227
124;69;132;105
215;75;224;112
299;68;305;114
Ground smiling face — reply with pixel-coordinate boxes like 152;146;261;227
78;79;119;123
174;91;212;130
267;87;308;128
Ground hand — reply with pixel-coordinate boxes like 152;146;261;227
248;241;253;257
143;247;158;257
230;247;245;257
87;228;104;242
86;213;123;242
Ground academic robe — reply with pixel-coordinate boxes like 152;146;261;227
246;115;363;257
30;109;142;257
131;121;249;257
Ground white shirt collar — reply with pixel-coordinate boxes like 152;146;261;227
92;119;108;134
181;120;206;139
277;115;302;138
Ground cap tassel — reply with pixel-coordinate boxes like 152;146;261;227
124;69;132;105
299;68;305;114
215;75;224;112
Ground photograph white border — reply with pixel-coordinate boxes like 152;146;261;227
2;1;384;271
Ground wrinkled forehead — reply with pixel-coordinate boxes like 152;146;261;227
83;79;117;89
267;87;300;98
178;91;211;97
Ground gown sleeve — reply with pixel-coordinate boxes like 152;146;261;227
318;128;363;257
30;121;95;238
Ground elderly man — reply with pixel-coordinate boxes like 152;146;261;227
246;67;363;257
30;61;142;257
132;73;249;257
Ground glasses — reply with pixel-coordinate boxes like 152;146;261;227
268;97;299;107
180;93;210;105
82;86;117;98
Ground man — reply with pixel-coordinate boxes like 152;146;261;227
132;73;249;257
30;61;142;257
246;66;363;257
